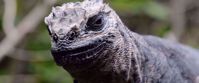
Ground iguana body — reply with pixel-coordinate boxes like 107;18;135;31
44;0;199;83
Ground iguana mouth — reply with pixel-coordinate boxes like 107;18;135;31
67;42;106;57
51;40;106;66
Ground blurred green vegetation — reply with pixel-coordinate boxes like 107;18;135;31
25;23;51;51
110;0;168;20
31;61;73;83
0;0;198;83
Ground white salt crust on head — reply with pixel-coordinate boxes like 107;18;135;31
44;0;118;36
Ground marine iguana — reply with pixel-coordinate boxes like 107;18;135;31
44;0;199;83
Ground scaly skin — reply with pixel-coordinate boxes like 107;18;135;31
44;0;199;83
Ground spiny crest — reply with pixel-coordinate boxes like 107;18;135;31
45;0;105;25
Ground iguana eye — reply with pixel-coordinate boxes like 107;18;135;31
86;14;104;31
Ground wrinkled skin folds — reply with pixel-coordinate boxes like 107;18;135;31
44;0;199;83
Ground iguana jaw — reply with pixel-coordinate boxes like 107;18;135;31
51;38;107;66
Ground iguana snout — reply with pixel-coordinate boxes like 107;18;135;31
44;0;119;69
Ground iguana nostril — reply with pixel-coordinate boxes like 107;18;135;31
68;32;75;40
68;31;78;41
67;25;80;41
52;33;59;43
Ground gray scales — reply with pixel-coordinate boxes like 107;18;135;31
44;0;199;83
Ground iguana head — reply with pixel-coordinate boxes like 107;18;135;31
44;0;130;74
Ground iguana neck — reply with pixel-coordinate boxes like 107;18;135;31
66;40;134;83
64;27;140;83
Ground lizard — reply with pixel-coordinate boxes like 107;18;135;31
44;0;199;83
